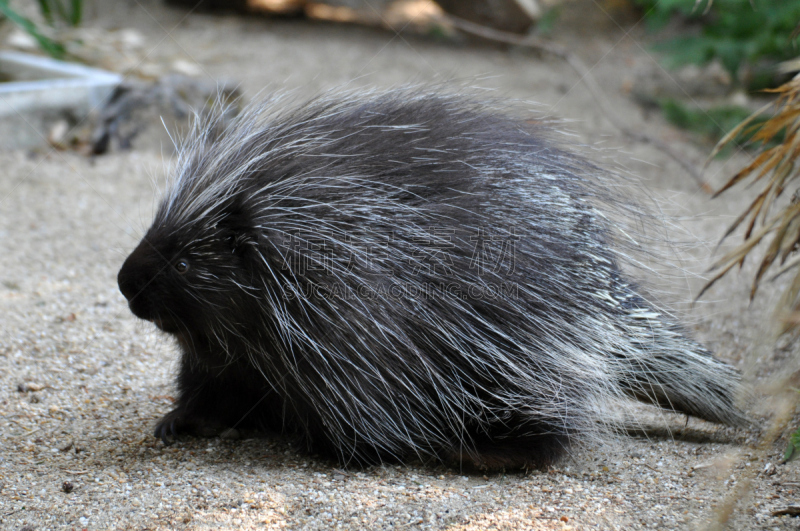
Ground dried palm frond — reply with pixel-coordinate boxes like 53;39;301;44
699;72;800;333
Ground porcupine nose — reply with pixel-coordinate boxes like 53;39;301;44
118;235;161;304
117;257;142;302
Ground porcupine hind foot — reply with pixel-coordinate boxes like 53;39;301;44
439;414;574;471
295;416;572;470
446;434;571;471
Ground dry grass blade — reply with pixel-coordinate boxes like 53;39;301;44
709;219;778;273
743;191;766;240
695;258;746;302
779;214;800;264
752;203;800;299
769;254;800;281
780;270;800;335
712;149;776;198
719;191;764;242
708;101;773;162
759;158;796;225
704;73;800;315
697;218;778;301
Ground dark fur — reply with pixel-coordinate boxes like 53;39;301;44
118;88;745;470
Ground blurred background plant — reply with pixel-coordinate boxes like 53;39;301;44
630;0;800;148
701;75;800;316
657;98;762;147
700;72;800;461
634;0;800;88
0;0;83;59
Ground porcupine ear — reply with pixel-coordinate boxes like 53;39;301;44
219;202;258;257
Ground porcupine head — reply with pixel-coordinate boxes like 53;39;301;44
117;177;275;439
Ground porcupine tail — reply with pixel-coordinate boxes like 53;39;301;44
605;281;747;427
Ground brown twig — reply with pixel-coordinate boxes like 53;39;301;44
442;14;712;193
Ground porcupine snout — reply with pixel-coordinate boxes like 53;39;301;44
118;238;167;324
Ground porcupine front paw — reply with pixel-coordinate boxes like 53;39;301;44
154;408;226;445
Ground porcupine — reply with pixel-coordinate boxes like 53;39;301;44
117;87;746;470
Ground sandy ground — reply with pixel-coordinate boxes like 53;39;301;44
1;1;799;529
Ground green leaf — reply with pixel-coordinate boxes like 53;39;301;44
785;426;800;462
33;0;83;28
69;0;83;26
0;0;65;58
636;0;800;84
658;99;775;150
36;0;53;25
534;6;560;36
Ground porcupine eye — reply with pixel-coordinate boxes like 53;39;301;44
226;234;237;253
174;260;189;274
